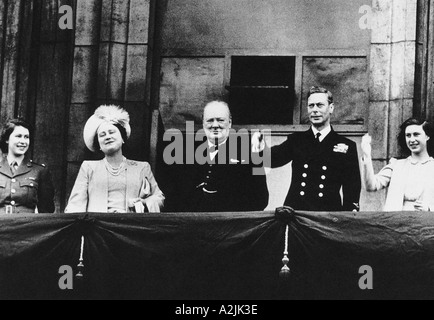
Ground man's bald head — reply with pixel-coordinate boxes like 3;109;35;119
203;101;231;120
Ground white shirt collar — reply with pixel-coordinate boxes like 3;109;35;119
409;156;434;165
311;125;331;142
207;138;228;160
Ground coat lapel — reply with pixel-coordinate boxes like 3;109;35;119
0;156;32;178
93;160;108;212
318;129;337;155
13;158;33;177
126;160;141;204
0;156;12;178
303;129;321;161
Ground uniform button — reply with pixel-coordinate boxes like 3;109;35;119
321;175;326;180
206;176;210;179
319;193;324;197
301;182;306;187
304;164;309;169
11;189;16;194
30;183;34;187
302;173;307;178
11;179;16;183
300;191;305;196
319;184;324;189
10;201;15;205
322;166;327;170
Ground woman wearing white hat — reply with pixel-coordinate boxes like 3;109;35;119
65;105;164;213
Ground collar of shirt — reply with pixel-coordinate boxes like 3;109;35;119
312;125;331;142
207;138;228;161
409;156;434;165
6;156;23;167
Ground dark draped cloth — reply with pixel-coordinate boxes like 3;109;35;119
1;210;434;299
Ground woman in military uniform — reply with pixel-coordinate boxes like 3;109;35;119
0;118;55;214
65;105;164;213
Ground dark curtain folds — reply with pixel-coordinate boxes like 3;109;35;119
1;210;434;300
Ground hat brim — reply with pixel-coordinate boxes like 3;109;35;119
83;115;105;152
83;115;132;152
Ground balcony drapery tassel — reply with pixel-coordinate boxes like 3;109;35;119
279;224;290;279
76;236;85;279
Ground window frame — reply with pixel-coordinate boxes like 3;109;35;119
160;47;370;136
223;49;369;135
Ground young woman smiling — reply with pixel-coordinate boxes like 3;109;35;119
0;118;55;214
362;118;434;211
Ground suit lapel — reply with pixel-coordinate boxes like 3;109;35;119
215;140;230;165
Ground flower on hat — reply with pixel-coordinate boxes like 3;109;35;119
83;105;131;152
94;105;130;135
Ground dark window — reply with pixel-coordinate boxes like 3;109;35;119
227;56;296;125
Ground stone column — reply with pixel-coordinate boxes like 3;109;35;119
365;0;417;210
66;0;154;207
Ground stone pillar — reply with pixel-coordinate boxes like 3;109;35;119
365;0;417;210
66;0;154;207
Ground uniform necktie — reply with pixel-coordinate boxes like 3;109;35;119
10;161;18;175
315;132;321;143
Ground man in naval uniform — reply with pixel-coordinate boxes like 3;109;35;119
252;86;361;212
163;101;269;212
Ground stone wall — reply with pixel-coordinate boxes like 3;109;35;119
364;0;417;211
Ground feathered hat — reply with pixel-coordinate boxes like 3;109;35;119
83;105;131;152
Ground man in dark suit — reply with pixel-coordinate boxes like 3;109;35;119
252;86;361;211
163;101;269;212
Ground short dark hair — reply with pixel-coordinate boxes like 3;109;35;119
398;118;434;156
0;118;33;154
307;86;333;104
93;122;128;151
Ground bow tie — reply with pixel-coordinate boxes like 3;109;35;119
208;145;218;153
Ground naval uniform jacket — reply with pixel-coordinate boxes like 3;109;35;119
0;156;55;214
163;138;269;212
271;128;361;211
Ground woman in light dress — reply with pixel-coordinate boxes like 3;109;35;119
65;105;164;213
361;118;434;211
